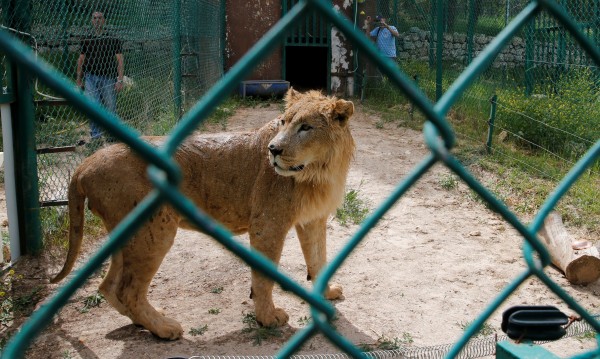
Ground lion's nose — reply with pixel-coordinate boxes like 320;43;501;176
268;144;283;157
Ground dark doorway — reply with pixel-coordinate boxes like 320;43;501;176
285;46;328;91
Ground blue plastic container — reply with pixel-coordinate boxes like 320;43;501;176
239;80;290;98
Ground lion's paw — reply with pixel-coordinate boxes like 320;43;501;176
325;283;343;300
151;316;183;340
256;307;289;327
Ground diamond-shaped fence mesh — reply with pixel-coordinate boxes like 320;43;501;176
0;0;598;358
2;0;223;206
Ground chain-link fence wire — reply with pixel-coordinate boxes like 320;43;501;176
0;0;599;357
1;0;224;209
355;0;599;231
178;315;600;359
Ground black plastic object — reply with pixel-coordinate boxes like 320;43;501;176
501;305;569;341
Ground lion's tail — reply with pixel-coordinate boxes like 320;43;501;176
50;169;86;284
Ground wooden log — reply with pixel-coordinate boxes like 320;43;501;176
538;211;600;285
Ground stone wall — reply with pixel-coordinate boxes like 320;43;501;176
397;27;526;68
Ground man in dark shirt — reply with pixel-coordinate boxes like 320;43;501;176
76;11;124;141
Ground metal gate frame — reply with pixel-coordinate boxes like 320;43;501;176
282;0;331;91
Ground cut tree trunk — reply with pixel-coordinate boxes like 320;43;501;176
538;211;600;285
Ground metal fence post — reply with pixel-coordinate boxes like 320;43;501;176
525;19;534;96
466;0;476;64
429;0;435;69
486;94;498;154
5;0;43;256
173;0;182;120
435;0;443;101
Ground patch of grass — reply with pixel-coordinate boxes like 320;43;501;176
80;291;105;313
0;269;18;326
0;269;44;352
146;110;176;136
210;286;224;294
359;333;413;352
241;312;282;346
189;324;208;336
576;331;597;342
208;308;221;315
336;188;370;226
438;173;459;190
458;320;496;338
41;207;105;252
297;315;311;327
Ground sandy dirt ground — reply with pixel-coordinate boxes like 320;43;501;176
2;103;598;358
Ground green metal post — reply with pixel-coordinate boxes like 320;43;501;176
466;0;476;64
60;0;69;76
524;20;534;96
393;0;398;30
557;25;566;89
221;0;227;74
173;0;182;119
410;74;419;121
486;94;498;154
9;0;42;255
435;0;443;101
503;0;510;84
429;1;435;69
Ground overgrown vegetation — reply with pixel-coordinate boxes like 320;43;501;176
497;68;600;158
40;206;105;251
363;59;599;236
0;269;44;351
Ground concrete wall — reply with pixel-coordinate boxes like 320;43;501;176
226;0;283;80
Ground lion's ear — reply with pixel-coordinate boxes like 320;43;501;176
333;99;354;125
284;87;301;108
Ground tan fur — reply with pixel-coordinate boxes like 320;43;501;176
51;89;355;340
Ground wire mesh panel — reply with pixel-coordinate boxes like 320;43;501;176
0;0;599;358
4;0;224;206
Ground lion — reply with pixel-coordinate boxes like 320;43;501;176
51;89;355;340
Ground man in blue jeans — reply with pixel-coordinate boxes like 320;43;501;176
76;10;124;145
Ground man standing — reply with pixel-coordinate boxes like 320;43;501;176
77;11;124;143
369;15;399;60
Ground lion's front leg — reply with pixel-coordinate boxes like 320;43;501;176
249;227;290;327
296;217;343;300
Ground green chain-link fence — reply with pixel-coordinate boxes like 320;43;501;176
355;0;599;231
2;0;224;207
0;0;599;358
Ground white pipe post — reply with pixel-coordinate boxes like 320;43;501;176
1;103;21;263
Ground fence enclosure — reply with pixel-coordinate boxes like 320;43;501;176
0;0;599;358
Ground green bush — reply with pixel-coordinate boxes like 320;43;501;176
497;69;600;159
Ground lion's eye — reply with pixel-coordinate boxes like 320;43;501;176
299;124;312;132
280;119;285;126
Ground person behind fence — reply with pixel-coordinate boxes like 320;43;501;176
369;15;399;59
76;10;124;145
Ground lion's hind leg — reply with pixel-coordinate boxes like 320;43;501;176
99;250;130;316
114;212;183;340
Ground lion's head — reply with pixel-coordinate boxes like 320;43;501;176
267;89;355;184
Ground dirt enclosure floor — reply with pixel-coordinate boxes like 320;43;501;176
5;103;599;358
